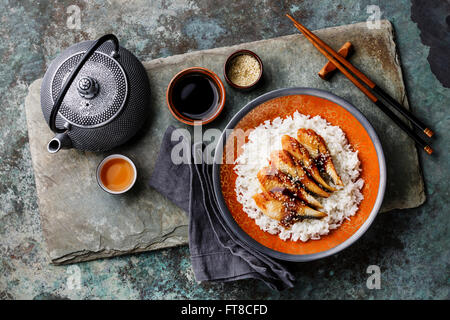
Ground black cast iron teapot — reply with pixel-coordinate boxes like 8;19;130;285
40;34;150;153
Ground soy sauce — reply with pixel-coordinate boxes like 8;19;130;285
172;74;219;120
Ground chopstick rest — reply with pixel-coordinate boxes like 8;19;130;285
318;41;353;80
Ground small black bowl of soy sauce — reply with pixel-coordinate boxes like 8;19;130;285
166;67;226;125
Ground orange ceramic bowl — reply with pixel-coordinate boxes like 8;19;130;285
166;67;226;126
212;88;386;262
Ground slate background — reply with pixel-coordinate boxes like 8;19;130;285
0;0;448;299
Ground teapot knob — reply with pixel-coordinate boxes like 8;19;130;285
77;76;99;99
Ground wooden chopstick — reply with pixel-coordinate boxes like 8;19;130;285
286;14;433;155
286;14;434;139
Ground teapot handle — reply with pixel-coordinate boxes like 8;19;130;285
49;34;120;133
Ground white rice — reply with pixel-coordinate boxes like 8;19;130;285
234;111;364;242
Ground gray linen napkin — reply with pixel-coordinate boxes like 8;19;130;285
149;126;295;290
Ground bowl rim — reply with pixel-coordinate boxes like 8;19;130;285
223;49;264;90
166;67;226;126
212;87;386;262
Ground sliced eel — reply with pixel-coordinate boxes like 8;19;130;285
281;135;336;192
252;191;327;227
297;129;344;187
269;150;330;198
257;166;322;208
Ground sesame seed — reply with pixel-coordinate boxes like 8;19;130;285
227;54;261;87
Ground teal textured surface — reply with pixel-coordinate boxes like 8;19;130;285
0;0;448;299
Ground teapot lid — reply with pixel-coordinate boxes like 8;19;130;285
50;50;128;128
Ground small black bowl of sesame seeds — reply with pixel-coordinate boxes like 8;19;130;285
224;49;263;91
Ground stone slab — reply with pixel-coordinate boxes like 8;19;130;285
25;20;424;265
